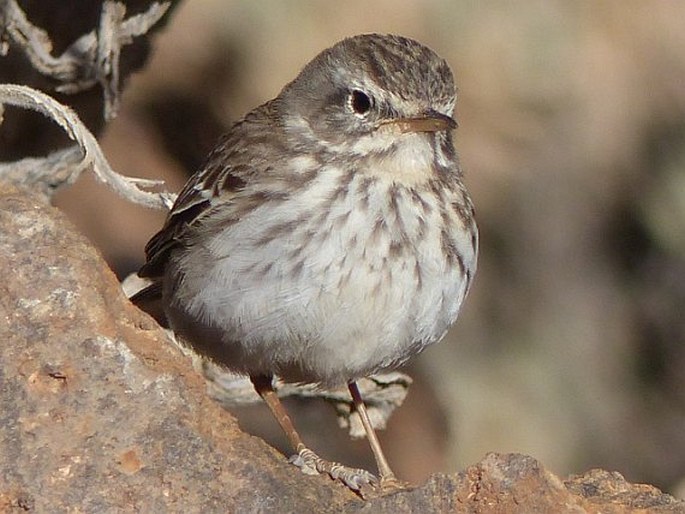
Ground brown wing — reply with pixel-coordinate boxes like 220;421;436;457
138;99;283;278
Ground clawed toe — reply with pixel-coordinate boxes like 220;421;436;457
378;473;409;493
289;447;377;491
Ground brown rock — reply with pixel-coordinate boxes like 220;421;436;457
1;184;683;513
0;185;356;512
349;454;684;513
566;468;684;514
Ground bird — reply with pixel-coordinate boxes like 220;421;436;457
133;33;478;493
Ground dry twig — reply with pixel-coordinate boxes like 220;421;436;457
0;84;175;208
0;0;171;120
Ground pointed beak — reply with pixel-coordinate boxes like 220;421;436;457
379;109;457;133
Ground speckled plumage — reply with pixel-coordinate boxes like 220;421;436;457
139;34;478;389
136;33;479;491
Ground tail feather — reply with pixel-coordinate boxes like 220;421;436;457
130;281;168;328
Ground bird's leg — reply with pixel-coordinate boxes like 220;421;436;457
250;374;305;450
250;374;376;491
348;381;408;492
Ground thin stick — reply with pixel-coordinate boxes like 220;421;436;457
0;84;174;209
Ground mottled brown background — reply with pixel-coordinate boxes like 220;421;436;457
42;0;685;497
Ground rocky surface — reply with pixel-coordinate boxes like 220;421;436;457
1;184;683;513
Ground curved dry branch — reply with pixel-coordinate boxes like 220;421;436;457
0;0;171;120
0;83;175;209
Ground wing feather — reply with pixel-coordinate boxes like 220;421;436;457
139;99;282;278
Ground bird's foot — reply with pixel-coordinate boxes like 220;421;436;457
289;447;377;492
378;473;410;494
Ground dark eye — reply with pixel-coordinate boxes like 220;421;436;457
349;90;372;115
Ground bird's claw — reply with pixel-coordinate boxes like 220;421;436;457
289;447;377;491
378;473;410;493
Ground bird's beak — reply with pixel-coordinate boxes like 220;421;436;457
379;110;457;134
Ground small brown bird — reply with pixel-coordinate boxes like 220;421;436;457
134;33;478;492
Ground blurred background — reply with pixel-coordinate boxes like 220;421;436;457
9;0;685;496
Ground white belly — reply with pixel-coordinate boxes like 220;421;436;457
165;169;476;387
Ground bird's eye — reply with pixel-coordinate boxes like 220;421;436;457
349;90;372;116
